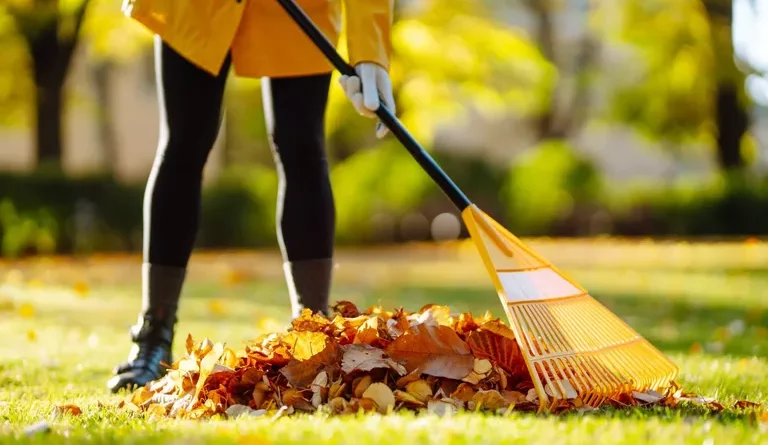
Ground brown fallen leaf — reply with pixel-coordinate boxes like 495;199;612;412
466;321;527;379
394;390;425;407
52;404;82;417
451;383;477;403
282;388;314;411
386;324;474;379
327;397;348;413
471;390;511;411
193;342;225;402
349;397;377;413
354;317;391;346
341;344;406;375
332;301;361;318
733;400;761;410
352;375;373;399
395;367;423;388
501;390;527;404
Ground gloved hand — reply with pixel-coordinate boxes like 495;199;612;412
339;62;396;138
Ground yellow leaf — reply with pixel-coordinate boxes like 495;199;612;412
185;334;195;356
72;281;89;297
26;330;36;342
18;303;34;319
222;269;246;286
279;331;341;387
221;347;239;370
362;382;395;414
193;342;225;402
404;379;432;404
207;299;226;316
131;386;154;406
146;403;167;418
472;359;493;375
353;316;390;346
393;390;425;407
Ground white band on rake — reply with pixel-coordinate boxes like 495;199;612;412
497;268;584;303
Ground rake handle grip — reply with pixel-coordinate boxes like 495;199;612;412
275;0;472;212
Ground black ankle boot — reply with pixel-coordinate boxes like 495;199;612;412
283;258;333;319
107;313;175;393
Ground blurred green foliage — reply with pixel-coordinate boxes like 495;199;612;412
501;140;603;235
5;165;768;257
0;0;766;258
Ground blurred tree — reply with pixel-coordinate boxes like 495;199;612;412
596;0;753;173
4;0;90;171
522;0;600;141
0;0;149;172
324;0;558;240
703;0;751;171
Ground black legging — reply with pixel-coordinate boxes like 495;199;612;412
144;37;335;268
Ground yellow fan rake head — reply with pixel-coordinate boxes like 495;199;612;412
462;204;679;411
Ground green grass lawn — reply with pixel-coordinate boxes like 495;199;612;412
0;241;767;444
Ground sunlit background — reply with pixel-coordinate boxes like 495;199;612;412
1;0;768;252
0;1;767;436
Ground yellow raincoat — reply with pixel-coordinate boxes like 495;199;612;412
121;0;393;78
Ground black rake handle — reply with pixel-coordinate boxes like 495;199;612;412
275;0;472;211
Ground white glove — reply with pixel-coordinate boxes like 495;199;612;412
339;62;396;139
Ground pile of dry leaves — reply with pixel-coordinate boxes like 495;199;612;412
119;302;758;420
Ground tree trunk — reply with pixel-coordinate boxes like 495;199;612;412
530;0;560;140
34;82;65;168
34;83;65;168
12;0;90;171
92;60;118;174
704;0;751;172
714;82;748;171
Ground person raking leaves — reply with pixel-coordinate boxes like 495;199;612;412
107;0;396;393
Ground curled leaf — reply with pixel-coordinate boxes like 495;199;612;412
362;383;395;414
341;344;406;375
386;324;473;379
404;379;433;404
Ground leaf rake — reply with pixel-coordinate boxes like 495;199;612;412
275;0;679;411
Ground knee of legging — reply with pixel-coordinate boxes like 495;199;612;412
155;136;214;174
274;142;329;183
